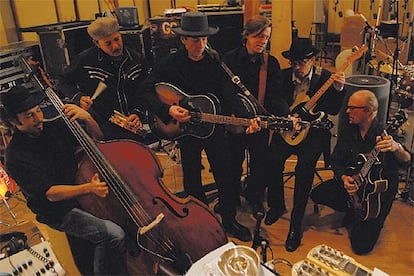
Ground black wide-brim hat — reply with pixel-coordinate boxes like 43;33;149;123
282;37;320;60
172;12;219;37
1;85;45;114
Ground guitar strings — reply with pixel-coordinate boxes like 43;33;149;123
26;63;180;264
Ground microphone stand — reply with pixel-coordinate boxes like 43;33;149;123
251;212;270;263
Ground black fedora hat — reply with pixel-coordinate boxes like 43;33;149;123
1;85;45;114
172;12;219;37
282;37;319;60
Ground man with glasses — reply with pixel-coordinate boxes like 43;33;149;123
265;38;346;252
311;90;410;255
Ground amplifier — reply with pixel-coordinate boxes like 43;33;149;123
120;26;153;66
20;21;93;78
0;41;39;93
0;240;66;276
149;17;181;63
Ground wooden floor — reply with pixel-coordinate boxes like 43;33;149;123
1;146;413;276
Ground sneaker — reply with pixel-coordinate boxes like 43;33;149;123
223;219;252;242
264;208;288;225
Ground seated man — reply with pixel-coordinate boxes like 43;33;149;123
1;85;127;274
58;17;149;141
311;90;411;255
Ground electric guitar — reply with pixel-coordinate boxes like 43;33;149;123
148;82;297;140
281;45;368;146
345;110;407;221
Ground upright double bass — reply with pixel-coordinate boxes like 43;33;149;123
19;57;227;274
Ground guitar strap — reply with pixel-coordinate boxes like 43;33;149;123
257;53;274;145
205;45;272;116
258;53;268;105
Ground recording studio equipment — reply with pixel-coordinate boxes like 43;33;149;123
292;244;374;276
0;41;39;93
149;17;181;64
205;11;244;54
0;232;27;256
252;212;265;250
20;22;93;78
115;6;139;27
120;26;153;66
0;240;66;276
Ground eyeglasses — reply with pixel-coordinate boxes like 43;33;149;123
346;105;367;110
289;59;310;66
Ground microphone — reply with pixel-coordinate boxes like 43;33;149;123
261;240;268;263
359;13;373;30
252;211;264;250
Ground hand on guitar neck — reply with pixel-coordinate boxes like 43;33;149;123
168;104;262;135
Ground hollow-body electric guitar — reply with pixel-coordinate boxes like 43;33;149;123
281;45;368;146
148;82;298;140
345;110;407;221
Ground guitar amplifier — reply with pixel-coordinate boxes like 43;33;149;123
149;17;181;64
120;26;153;66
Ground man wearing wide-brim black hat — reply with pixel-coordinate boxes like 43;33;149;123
265;37;346;252
144;12;261;242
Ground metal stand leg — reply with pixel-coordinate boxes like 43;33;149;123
1;197;18;225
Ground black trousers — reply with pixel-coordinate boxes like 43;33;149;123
267;129;329;231
229;129;270;204
178;127;239;220
310;176;398;255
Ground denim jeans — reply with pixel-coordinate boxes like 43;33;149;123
50;208;127;275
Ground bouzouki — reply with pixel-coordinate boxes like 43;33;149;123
281;45;368;146
345;110;407;221
148;82;298;140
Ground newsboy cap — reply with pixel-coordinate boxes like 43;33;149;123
87;17;120;40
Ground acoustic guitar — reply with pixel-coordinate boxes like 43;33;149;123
281;45;368;146
148;82;297;140
345;110;407;221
